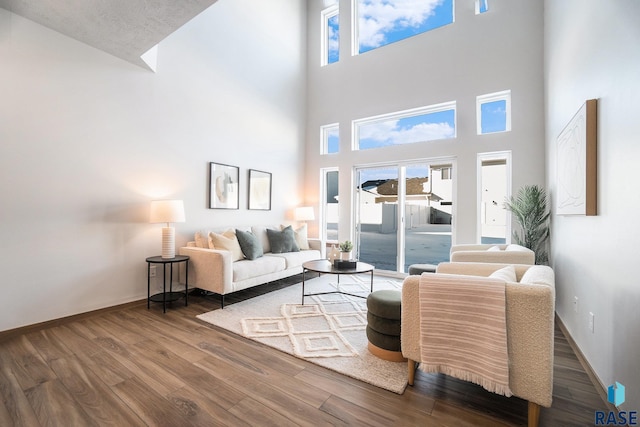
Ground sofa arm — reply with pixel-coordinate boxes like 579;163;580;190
504;280;555;407
308;238;325;258
178;246;233;295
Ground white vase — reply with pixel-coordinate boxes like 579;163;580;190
328;245;340;262
341;251;352;261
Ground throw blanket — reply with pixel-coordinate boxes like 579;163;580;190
418;274;512;397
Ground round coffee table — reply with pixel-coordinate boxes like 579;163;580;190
301;259;375;304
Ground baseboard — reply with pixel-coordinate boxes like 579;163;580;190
0;299;146;343
555;314;617;413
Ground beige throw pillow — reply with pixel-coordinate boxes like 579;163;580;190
489;265;517;283
282;223;310;250
194;231;209;249
209;230;244;261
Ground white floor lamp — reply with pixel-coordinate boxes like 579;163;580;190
150;200;186;259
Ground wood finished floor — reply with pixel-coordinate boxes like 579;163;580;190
0;276;609;426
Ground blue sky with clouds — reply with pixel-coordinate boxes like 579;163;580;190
358;0;453;53
481;100;507;133
359;109;455;150
359;164;429;186
328;14;339;63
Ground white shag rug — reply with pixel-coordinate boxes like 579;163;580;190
197;274;408;394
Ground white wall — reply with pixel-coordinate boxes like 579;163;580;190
0;0;306;332
545;0;640;410
304;0;545;245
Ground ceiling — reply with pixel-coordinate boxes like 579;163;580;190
0;0;218;70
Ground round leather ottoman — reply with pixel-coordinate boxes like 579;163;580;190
408;263;437;275
366;290;406;362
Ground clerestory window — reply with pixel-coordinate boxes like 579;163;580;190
476;0;489;14
477;90;511;135
354;102;456;151
321;4;340;66
353;0;454;55
321;123;340;154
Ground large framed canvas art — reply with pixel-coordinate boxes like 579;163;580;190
556;99;598;216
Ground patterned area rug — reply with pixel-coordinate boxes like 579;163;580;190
196;274;408;394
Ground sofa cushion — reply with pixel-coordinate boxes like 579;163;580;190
209;230;244;262
235;229;263;260
489;265;517;282
233;256;286;282
267;226;299;254
266;249;320;269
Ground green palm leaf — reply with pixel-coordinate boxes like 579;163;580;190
504;185;550;264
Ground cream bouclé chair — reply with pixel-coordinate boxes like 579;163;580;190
401;262;555;427
450;243;535;265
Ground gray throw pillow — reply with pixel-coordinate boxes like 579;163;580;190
266;226;300;254
235;229;264;260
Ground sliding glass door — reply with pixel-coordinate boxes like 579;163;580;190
355;167;399;272
355;161;454;273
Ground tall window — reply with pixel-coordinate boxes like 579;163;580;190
477;152;511;244
354;0;454;55
321;123;340;154
321;4;340;66
477;90;511;134
322;169;340;241
354;102;456;151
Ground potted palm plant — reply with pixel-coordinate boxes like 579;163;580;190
504;185;550;265
339;240;354;260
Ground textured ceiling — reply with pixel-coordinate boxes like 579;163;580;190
0;0;218;69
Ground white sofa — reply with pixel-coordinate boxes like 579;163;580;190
179;225;323;307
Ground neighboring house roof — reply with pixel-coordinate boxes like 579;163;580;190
377;177;428;195
360;180;389;191
360;177;446;203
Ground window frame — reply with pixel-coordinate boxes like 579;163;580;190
321;4;340;66
320;123;340;155
476;90;512;135
352;101;457;151
476;0;489;14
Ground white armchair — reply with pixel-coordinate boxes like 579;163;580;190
401;262;555;426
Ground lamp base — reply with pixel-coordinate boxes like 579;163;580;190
161;226;176;259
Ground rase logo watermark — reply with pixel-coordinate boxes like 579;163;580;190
595;382;638;426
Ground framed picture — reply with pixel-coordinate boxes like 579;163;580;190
556;99;598;216
248;169;272;210
209;162;239;209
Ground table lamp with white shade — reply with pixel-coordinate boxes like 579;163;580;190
150;200;185;259
294;206;315;224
